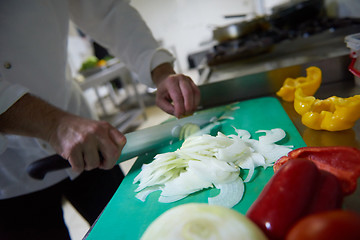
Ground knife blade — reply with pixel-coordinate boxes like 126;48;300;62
27;108;225;180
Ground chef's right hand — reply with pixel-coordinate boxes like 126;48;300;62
48;114;126;172
0;93;126;172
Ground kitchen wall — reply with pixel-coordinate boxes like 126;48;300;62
130;0;289;72
68;0;357;75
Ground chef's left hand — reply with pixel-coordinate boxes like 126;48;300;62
152;63;201;118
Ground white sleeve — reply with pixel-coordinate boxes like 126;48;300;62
0;80;29;115
68;0;175;87
0;79;29;154
150;48;176;72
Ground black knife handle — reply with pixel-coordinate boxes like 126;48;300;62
27;154;71;180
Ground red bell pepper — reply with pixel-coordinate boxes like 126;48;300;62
306;169;343;215
246;158;343;240
274;146;360;195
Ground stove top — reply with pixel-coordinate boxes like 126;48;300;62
206;17;360;66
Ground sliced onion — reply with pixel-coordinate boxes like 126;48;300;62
161;170;212;197
133;127;293;208
215;139;248;163
219;116;235;121
158;194;189;203
188;160;240;184
256;128;286;144
179;123;201;140
251;141;293;165
232;128;251;139
243;161;255;183
135;186;161;202
208;178;245;208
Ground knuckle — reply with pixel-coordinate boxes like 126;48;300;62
167;74;177;80
89;125;101;135
112;149;121;159
85;164;97;171
121;135;127;145
101;159;116;170
99;121;112;129
78;132;96;145
105;148;121;162
86;160;97;169
69;160;83;173
84;160;98;171
172;94;184;102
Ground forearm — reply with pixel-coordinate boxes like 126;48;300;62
0;93;126;172
0;93;69;142
151;62;176;86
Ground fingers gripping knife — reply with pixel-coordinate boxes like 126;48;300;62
26;109;225;180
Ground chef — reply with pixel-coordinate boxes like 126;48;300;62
0;0;200;239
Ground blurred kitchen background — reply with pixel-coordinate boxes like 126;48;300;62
67;0;360;134
64;0;360;239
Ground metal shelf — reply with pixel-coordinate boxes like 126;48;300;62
78;62;147;131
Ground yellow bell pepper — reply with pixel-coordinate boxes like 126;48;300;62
294;88;360;131
276;66;322;102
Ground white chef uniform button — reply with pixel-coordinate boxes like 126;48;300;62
3;62;12;69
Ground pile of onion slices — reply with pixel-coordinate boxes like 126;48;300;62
133;128;293;208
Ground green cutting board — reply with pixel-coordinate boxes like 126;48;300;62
86;96;306;240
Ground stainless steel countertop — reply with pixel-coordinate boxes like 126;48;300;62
198;55;360;148
203;25;360;84
198;24;360;148
281;81;360;148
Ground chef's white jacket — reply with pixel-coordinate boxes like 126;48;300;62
0;0;174;199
